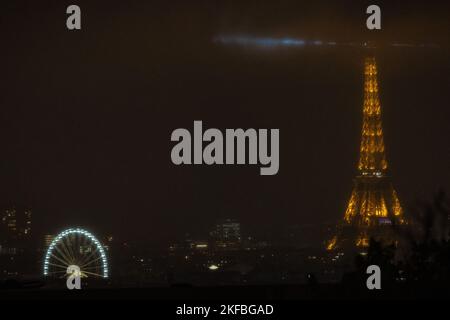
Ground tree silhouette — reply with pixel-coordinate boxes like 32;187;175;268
344;189;450;290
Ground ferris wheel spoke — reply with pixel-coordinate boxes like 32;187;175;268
81;270;104;278
81;265;102;271
79;245;100;267
78;243;93;267
52;243;73;266
75;232;84;263
79;233;89;263
62;233;75;264
49;252;71;267
45;271;68;279
64;233;77;264
79;254;103;269
79;259;101;271
47;270;68;274
47;262;70;270
57;238;75;265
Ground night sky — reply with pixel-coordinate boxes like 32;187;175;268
1;0;449;244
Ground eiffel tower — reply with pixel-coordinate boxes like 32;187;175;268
328;56;405;251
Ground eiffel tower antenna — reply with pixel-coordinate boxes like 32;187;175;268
328;56;405;251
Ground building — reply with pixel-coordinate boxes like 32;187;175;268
2;208;17;236
0;206;33;254
328;56;405;251
210;219;241;250
44;234;55;250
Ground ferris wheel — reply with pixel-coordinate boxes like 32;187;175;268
43;228;109;279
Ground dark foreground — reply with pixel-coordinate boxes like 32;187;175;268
1;282;449;300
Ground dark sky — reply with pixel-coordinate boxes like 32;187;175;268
1;0;449;243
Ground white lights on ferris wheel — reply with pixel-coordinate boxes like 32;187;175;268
43;228;109;279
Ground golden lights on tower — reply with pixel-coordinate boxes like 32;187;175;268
328;57;405;251
358;57;388;174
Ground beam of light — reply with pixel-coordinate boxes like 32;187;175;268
391;42;440;48
214;35;440;50
214;35;307;48
213;35;364;49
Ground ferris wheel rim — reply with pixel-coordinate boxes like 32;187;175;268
43;227;109;278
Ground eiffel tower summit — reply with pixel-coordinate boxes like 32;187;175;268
328;56;405;251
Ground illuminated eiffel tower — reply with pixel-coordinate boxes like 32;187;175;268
328;56;405;251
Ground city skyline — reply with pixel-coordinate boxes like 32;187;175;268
0;2;450;304
0;0;449;261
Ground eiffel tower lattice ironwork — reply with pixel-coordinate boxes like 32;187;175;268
328;56;405;250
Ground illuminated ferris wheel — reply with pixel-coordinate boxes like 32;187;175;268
43;228;109;279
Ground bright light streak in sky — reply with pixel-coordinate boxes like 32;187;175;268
214;36;305;47
213;36;339;48
213;35;440;49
